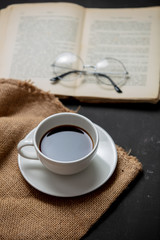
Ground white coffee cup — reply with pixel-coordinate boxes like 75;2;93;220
17;112;99;175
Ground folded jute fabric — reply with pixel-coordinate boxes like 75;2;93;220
0;79;142;240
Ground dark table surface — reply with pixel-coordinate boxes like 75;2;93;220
1;1;160;240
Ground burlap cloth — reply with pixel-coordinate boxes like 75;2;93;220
0;79;142;240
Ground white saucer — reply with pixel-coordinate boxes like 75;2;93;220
18;124;117;197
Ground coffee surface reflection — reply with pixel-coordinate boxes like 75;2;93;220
39;125;93;162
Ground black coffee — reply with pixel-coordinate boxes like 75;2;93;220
39;125;93;162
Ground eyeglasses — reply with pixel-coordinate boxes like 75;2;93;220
50;52;129;93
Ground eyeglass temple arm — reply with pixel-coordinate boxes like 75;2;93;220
50;70;82;82
50;70;122;93
94;72;122;93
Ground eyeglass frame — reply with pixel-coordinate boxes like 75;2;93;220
50;53;129;93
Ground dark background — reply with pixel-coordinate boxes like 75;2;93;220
0;1;160;240
0;0;160;8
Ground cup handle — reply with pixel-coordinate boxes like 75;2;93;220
17;138;38;160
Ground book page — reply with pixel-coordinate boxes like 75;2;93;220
0;3;84;93
77;7;160;102
0;7;12;62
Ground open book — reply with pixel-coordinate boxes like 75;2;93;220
0;2;159;103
